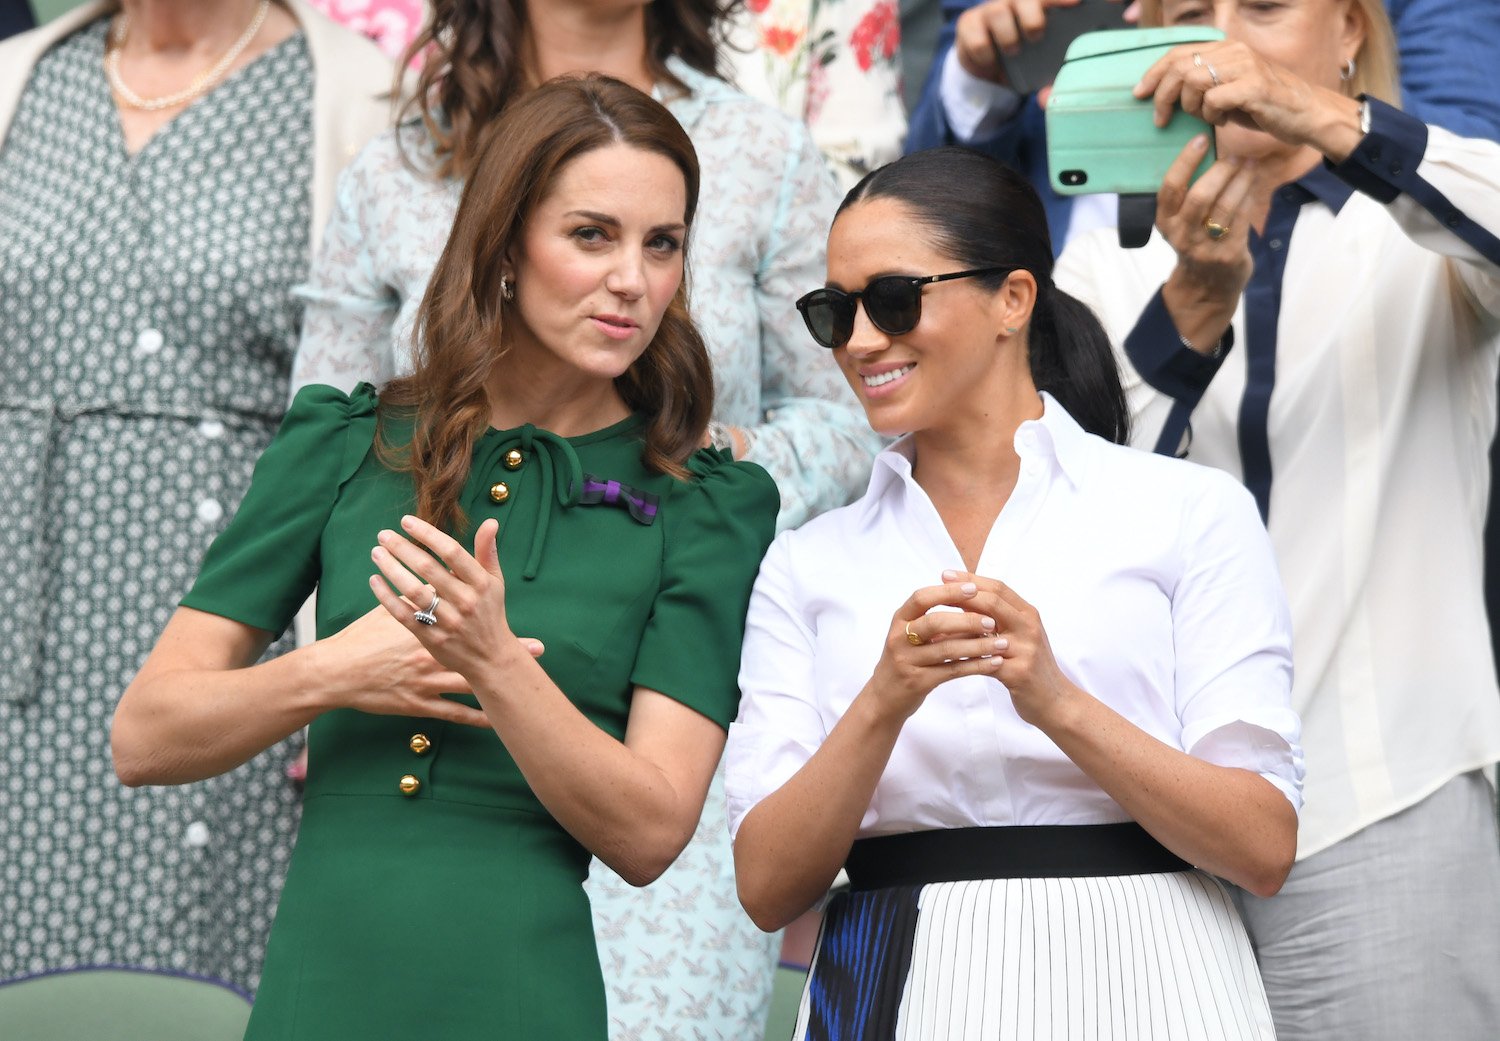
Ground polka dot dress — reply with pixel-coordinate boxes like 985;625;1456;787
0;19;312;991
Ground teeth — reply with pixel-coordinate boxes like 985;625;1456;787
863;365;913;388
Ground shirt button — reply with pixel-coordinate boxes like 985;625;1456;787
398;774;421;797
503;449;523;471
196;498;224;524
184;821;211;848
409;733;431;756
1389;164;1402;176
198;419;225;439
489;482;510;504
135;328;164;355
1269;238;1284;251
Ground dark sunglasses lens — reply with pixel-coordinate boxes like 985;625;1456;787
864;277;921;335
799;290;854;349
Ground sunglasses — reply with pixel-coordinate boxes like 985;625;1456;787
795;266;1014;349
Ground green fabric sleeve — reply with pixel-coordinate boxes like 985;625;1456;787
179;383;378;636
630;449;780;729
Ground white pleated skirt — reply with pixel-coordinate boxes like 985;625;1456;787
791;870;1275;1041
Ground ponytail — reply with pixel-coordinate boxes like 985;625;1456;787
1030;286;1130;445
840;147;1130;444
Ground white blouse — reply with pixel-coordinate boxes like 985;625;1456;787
1053;103;1500;858
725;395;1302;840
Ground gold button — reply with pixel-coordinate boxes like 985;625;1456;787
489;481;510;504
398;774;421;797
503;449;523;470
409;733;431;756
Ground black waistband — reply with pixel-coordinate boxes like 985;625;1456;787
844;823;1191;891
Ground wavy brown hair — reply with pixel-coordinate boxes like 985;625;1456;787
378;75;714;533
399;0;741;181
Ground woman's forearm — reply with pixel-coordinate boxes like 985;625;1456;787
1042;684;1297;897
732;689;906;931
112;620;326;786
471;645;722;888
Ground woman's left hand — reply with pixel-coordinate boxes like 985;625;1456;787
942;569;1080;729
1133;41;1362;161
369;515;521;688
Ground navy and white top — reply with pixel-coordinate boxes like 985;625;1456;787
1054;98;1500;858
726;395;1302;840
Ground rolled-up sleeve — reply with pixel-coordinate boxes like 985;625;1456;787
1171;468;1303;809
725;533;828;838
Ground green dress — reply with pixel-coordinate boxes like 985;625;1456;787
180;383;779;1039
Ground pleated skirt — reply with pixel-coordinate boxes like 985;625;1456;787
790;827;1276;1041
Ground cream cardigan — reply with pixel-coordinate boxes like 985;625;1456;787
0;0;397;255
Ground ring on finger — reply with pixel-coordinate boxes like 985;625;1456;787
1193;52;1204;68
413;591;441;626
1204;217;1230;240
904;620;924;647
1204;60;1221;87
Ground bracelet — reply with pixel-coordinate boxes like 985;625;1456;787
1179;331;1226;360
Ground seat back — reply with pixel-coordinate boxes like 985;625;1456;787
0;967;252;1041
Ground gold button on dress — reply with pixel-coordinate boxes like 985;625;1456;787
398;774;421;796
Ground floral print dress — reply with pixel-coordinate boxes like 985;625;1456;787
723;0;907;189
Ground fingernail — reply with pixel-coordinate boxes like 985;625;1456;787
1193;134;1208;150
942;569;960;581
376;529;392;543
994;637;1009;651
961;582;977;596
980;617;995;629
401;514;416;527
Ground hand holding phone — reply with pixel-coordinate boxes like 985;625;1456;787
955;0;1130;95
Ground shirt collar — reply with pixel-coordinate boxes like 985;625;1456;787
864;392;1092;507
656;56;717;131
1287;161;1356;214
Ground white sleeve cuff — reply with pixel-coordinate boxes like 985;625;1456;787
939;48;1025;143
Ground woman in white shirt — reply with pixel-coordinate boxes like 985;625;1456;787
726;146;1302;1040
1051;1;1500;1037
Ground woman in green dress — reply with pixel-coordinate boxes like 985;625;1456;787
110;74;779;1039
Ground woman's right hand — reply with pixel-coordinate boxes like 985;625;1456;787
955;0;1080;83
310;605;491;728
864;578;1007;723
1156;135;1257;353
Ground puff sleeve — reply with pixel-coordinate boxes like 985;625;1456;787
180;383;378;636
629;449;780;729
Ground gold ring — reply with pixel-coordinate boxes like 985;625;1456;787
904;621;924;647
1204;218;1230;240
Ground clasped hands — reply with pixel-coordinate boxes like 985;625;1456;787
308;516;538;730
873;570;1078;729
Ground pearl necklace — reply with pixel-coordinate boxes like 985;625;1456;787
106;0;271;112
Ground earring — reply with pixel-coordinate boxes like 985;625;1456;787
500;276;515;301
1004;326;1020;334
1340;57;1356;82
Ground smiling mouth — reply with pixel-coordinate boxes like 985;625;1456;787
862;364;914;388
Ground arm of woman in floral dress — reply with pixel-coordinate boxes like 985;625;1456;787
741;123;885;530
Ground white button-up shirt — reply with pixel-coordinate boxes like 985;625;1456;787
1053;103;1500;857
726;396;1302;840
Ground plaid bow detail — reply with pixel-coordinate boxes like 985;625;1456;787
578;474;660;525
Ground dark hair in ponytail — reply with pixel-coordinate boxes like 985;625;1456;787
839;147;1130;444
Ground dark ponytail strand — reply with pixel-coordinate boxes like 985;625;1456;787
1030;285;1131;445
840;147;1130;445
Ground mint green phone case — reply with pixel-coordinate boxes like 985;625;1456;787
1046;27;1224;197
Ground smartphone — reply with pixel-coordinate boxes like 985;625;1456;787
1046;27;1223;197
996;0;1130;96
